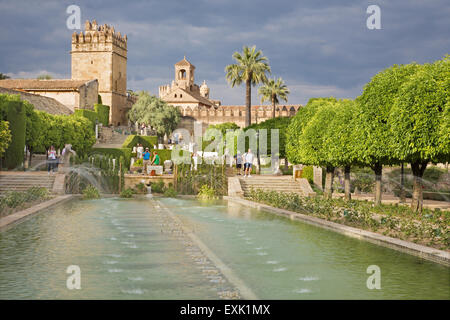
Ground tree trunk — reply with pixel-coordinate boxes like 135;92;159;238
245;78;252;127
399;163;406;203
272;95;276;119
324;166;334;199
410;161;427;213
373;162;382;206
344;165;351;201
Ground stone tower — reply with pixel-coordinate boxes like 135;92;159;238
71;20;128;125
174;56;195;90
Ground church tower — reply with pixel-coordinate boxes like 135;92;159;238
174;56;195;90
71;20;128;125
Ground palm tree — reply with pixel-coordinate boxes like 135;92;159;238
258;77;290;118
225;46;271;127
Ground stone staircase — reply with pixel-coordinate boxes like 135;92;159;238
238;175;314;197
0;172;56;193
94;129;129;148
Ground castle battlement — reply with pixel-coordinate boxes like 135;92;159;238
71;20;127;51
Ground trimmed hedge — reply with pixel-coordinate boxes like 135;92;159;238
0;95;26;169
90;147;132;169
150;149;172;164
122;135;158;150
74;109;98;128
300;165;314;184
94;104;110;126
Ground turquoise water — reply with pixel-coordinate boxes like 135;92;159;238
0;197;448;299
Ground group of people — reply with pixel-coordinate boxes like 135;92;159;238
136;144;160;173
234;149;254;178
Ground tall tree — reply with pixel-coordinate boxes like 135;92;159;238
0;73;10;80
258;77;290;118
127;91;181;142
355;63;421;205
36;74;53;80
225;46;271;127
389;57;450;212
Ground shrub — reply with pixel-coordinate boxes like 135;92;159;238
134;183;147;194
82;185;100;200
164;187;178;197
74;109;98;128
120;188;134;198
94;104;110;126
300;166;314;184
133;158;143;166
151;180;165;193
122;135;158;150
0;94;26;169
90;148;132;169
197;184;217;200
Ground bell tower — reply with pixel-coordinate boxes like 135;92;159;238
174;56;195;90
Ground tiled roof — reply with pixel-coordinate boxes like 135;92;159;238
0;79;92;90
175;57;195;68
0;87;73;115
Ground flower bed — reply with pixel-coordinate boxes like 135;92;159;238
0;187;52;218
246;188;449;251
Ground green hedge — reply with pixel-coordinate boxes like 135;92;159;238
0;95;26;169
74;109;98;128
90;147;132;169
300;165;314;184
122;135;158;149
94;104;110;126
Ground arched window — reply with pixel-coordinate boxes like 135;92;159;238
174;94;177;98
179;69;186;79
180;94;183;98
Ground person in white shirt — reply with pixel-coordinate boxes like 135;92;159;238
243;148;254;177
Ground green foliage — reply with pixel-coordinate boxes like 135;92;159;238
286;97;336;165
127;91;181;138
133;158;143;166
300;166;314;184
90;148;132;169
163;187;178;197
0;187;49;213
247;188;449;249
207;122;240;137
151;180;166;193
74;109;98;127
151;149;172;164
82;185;100;200
134;183;147;194
94;104;110;126
122;134;158;149
0;120;12;157
36;74;52;80
351;167;375;193
245;116;291;157
258;77;290;117
120;188;134;198
176;163;227;196
389;58;449;164
225;45;271;126
197;184;217;200
0;94;26;169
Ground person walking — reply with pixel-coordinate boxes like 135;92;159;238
47;145;57;174
142;147;151;174
234;151;242;175
243;148;254;178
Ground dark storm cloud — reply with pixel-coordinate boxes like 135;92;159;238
0;0;449;104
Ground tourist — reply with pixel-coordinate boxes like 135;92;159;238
235;151;242;175
137;143;144;159
243;149;254;178
142;147;151;174
47;145;57;174
151;151;160;166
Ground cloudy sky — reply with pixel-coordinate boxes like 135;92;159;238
0;0;449;105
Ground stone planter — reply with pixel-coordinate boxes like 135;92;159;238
130;166;144;173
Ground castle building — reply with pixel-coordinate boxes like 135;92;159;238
159;57;221;109
0;20;131;126
71;20;130;125
160;58;301;133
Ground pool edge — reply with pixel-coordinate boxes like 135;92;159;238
224;196;450;267
0;194;75;232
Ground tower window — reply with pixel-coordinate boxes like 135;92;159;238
180;94;182;98
179;69;186;79
91;60;93;64
175;94;177;98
